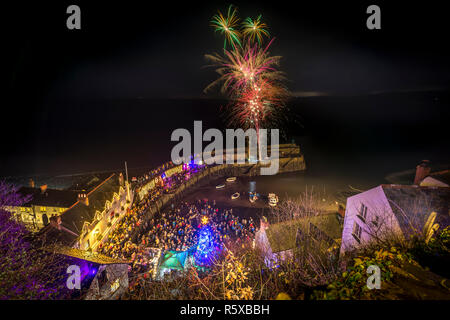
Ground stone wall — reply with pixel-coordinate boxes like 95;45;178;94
129;156;306;242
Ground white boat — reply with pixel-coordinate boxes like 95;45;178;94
216;184;225;189
226;177;237;183
231;192;240;200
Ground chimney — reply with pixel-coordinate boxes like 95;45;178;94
414;160;431;185
78;193;89;206
50;215;62;230
40;184;48;194
29;179;35;188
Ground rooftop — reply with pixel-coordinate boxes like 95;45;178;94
381;184;450;235
17;187;79;208
37;223;79;247
61;174;121;235
48;245;130;265
429;170;450;185
266;213;343;253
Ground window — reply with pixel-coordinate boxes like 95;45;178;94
357;203;368;222
352;222;362;243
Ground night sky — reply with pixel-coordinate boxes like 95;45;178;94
3;1;450;177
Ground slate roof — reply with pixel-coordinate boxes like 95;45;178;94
266;213;343;253
382;185;450;235
48;245;130;265
61;174;121;235
36;223;80;247
17;187;79;208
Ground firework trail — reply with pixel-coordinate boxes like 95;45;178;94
229;79;289;130
210;5;241;50
242;15;270;45
204;39;285;96
206;5;290;130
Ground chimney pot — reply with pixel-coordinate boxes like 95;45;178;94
49;216;62;230
414;160;431;185
40;184;48;194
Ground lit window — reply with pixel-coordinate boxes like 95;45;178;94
41;207;47;212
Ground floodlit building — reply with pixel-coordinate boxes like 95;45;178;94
48;245;130;300
8;185;79;231
38;173;132;250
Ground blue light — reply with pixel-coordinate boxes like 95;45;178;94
194;226;216;267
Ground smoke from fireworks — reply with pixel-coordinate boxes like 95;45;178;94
204;40;285;96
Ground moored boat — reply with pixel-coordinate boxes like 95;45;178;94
268;193;279;207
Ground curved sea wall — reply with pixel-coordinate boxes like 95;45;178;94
129;155;306;241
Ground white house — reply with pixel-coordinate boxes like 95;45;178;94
341;184;450;254
419;170;450;188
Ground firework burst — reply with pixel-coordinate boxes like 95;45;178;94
230;79;289;130
211;5;241;49
242;15;269;45
206;6;290;130
204;39;285;96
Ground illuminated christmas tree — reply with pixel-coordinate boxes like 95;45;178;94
194;226;215;267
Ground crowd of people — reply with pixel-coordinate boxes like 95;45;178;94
97;159;257;280
99;196;256;266
97;162;205;260
138;200;256;253
132;161;175;190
